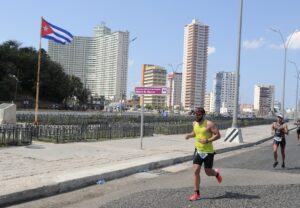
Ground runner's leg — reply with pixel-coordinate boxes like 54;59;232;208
193;164;201;191
280;142;285;167
273;143;279;167
273;143;278;162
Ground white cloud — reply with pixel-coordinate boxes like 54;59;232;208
268;31;300;50
288;32;300;50
243;38;265;49
208;46;216;55
269;43;282;49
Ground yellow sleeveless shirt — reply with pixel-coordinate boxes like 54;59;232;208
193;120;214;153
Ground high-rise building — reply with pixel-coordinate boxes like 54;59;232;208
141;64;167;109
204;92;213;113
48;23;129;101
181;19;209;110
212;71;236;114
167;72;182;109
254;84;275;117
212;72;222;113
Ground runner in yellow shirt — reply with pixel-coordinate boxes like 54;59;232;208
185;107;222;201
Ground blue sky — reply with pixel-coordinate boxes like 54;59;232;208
1;0;300;108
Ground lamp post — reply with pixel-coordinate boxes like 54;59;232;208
119;36;137;115
232;0;243;129
289;61;300;121
269;28;300;118
224;0;243;144
8;73;18;102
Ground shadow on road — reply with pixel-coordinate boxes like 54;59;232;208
285;166;300;171
203;192;260;200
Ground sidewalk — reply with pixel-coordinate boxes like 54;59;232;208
0;123;295;206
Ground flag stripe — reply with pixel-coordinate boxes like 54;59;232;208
48;33;69;44
41;18;73;45
53;31;72;43
42;35;66;45
46;21;73;39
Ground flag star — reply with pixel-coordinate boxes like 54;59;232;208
43;26;49;32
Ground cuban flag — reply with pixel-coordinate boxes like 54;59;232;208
41;18;73;45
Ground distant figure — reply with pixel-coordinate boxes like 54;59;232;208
163;111;168;118
295;119;300;145
185;107;222;201
271;114;288;168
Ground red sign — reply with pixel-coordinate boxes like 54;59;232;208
135;87;168;95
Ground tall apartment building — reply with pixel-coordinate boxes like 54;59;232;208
204;92;213;113
167;72;182;109
254;84;275;117
48;24;129;101
141;64;167;109
181;19;209;110
212;71;236;114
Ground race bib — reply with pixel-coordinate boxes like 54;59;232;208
274;136;282;142
197;151;208;159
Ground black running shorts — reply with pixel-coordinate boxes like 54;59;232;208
273;138;286;147
193;149;215;168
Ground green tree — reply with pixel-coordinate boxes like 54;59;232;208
0;40;89;105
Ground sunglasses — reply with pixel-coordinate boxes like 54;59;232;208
194;112;204;116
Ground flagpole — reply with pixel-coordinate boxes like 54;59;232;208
34;17;43;124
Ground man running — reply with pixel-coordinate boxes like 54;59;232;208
185;107;222;201
271;114;288;168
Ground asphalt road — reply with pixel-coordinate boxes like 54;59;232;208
11;131;300;208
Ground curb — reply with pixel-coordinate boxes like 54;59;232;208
1;127;296;207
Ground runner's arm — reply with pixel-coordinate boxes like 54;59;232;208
206;121;220;143
283;123;289;135
185;122;197;140
271;123;275;135
185;131;195;140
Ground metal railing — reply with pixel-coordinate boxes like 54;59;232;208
0;126;32;146
0;114;275;146
30;124;154;143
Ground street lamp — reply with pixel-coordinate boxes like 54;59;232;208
269;27;300;118
232;0;243;129
8;73;18;102
225;0;243;144
119;36;137;115
289;61;300;121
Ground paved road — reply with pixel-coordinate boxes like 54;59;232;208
2;123;282;207
11;130;300;208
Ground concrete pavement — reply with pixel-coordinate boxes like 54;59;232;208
0;122;296;207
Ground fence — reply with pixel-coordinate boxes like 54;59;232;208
16;113;195;125
30;124;154;143
0;114;275;146
0;126;32;146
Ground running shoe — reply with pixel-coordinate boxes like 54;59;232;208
281;162;285;168
215;169;222;184
189;192;201;201
273;161;278;168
